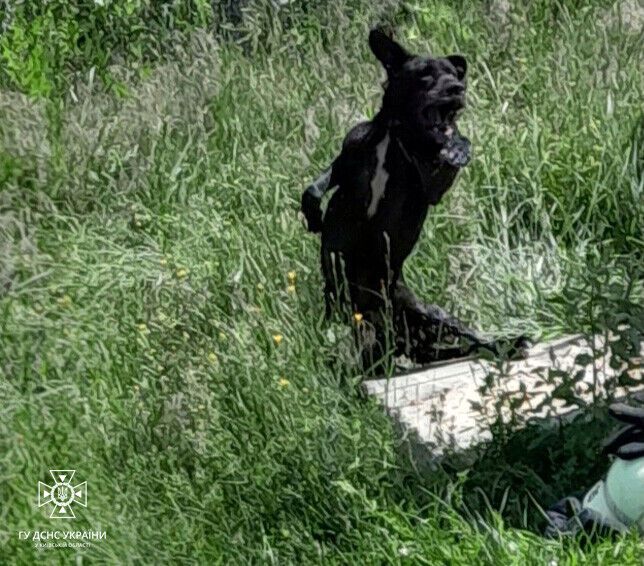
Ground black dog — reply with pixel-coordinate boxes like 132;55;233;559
302;29;526;372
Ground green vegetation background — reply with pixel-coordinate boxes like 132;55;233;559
1;0;642;563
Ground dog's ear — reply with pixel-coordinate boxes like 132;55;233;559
369;28;409;74
446;55;467;80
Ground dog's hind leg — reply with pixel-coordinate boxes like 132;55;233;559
393;282;483;362
393;281;528;364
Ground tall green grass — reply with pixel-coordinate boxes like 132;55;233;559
1;0;642;562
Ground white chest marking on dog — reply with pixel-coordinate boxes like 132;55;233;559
367;133;390;218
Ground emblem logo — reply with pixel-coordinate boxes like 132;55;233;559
38;470;87;519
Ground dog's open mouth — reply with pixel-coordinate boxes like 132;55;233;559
424;104;461;138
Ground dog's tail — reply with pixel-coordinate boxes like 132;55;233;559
300;166;334;233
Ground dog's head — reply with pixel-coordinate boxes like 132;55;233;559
369;29;468;158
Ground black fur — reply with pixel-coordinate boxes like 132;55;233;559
302;29;527;373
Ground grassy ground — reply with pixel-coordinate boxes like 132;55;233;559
1;0;643;563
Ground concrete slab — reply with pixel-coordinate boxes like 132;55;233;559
362;334;643;456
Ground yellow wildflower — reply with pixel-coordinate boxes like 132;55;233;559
272;334;283;345
278;377;290;388
137;323;148;333
159;257;168;266
287;284;296;294
287;271;297;283
353;312;363;323
176;268;188;279
208;352;218;364
218;331;227;341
